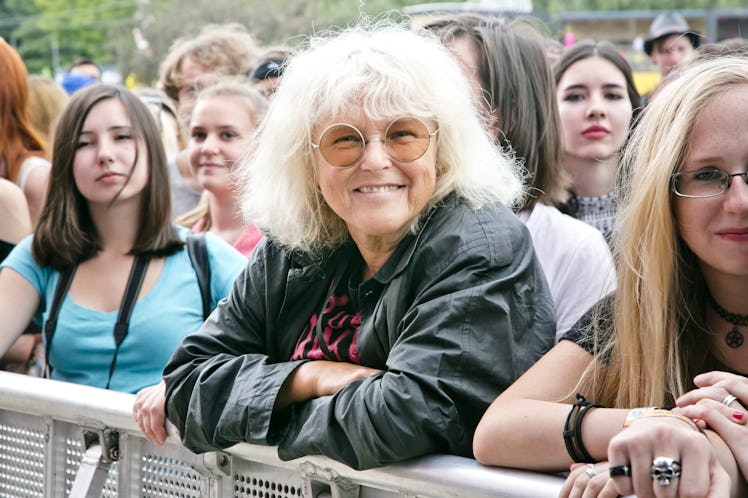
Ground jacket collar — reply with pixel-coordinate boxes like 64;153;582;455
372;192;458;285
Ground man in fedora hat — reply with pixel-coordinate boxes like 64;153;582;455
644;11;702;77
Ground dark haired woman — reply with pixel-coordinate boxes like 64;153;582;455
553;40;641;242
0;84;245;394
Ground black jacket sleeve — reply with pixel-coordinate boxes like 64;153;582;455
163;201;555;469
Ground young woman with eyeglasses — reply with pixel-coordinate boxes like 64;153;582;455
473;56;748;497
155;22;556;470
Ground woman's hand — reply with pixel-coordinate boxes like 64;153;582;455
305;361;382;398
133;380;168;445
606;414;730;498
275;361;382;409
677;371;748;480
677;371;748;412
559;462;621;498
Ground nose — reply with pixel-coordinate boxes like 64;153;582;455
96;139;114;165
201;134;220;156
586;93;607;119
358;137;391;171
723;173;748;214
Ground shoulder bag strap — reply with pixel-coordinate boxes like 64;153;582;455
43;266;78;377
186;233;212;320
105;254;150;389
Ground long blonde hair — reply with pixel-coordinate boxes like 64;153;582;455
588;56;748;407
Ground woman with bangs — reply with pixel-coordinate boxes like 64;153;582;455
159;22;555;470
473;57;748;497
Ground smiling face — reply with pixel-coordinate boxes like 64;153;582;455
674;84;748;282
188;94;257;195
73;98;148;208
313;111;438;250
556;56;633;164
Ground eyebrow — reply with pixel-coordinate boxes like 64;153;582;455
686;155;724;165
189;124;240;131
562;83;626;91
79;125;132;135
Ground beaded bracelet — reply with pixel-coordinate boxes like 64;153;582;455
563;394;602;463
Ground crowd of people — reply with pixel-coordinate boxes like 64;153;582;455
0;8;747;497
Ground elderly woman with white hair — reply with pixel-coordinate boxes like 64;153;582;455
159;22;555;470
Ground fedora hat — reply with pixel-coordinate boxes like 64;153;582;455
644;11;702;55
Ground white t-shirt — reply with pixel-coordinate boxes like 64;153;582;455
17;156;51;190
518;203;617;340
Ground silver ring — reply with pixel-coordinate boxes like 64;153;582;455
651;456;681;486
723;394;739;407
585;464;597;477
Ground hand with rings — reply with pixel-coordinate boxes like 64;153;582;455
677;371;747;414
559;462;621;498
606;412;730;498
677;371;748;481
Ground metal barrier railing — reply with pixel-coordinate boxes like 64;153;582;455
0;371;565;497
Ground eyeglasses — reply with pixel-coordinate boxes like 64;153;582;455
671;169;748;198
311;116;438;168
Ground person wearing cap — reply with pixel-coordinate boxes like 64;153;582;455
248;49;289;98
644;11;702;77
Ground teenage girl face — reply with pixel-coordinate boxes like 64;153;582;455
73;98;148;208
674;84;748;282
556;56;633;164
188;94;257;195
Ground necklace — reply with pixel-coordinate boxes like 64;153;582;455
707;293;747;349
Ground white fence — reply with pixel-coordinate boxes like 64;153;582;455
0;371;565;497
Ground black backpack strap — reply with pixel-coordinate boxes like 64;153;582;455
44;266;78;377
105;254;150;389
186;233;212;320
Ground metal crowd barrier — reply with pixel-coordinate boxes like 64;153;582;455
0;371;565;497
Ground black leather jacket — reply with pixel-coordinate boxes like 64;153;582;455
164;194;555;470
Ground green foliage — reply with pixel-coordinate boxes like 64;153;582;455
2;0;746;80
7;0;135;74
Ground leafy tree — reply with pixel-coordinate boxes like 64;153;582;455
3;0;746;79
122;0;426;84
9;0;135;74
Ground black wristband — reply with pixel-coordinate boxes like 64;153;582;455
574;400;601;462
563;394;601;463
